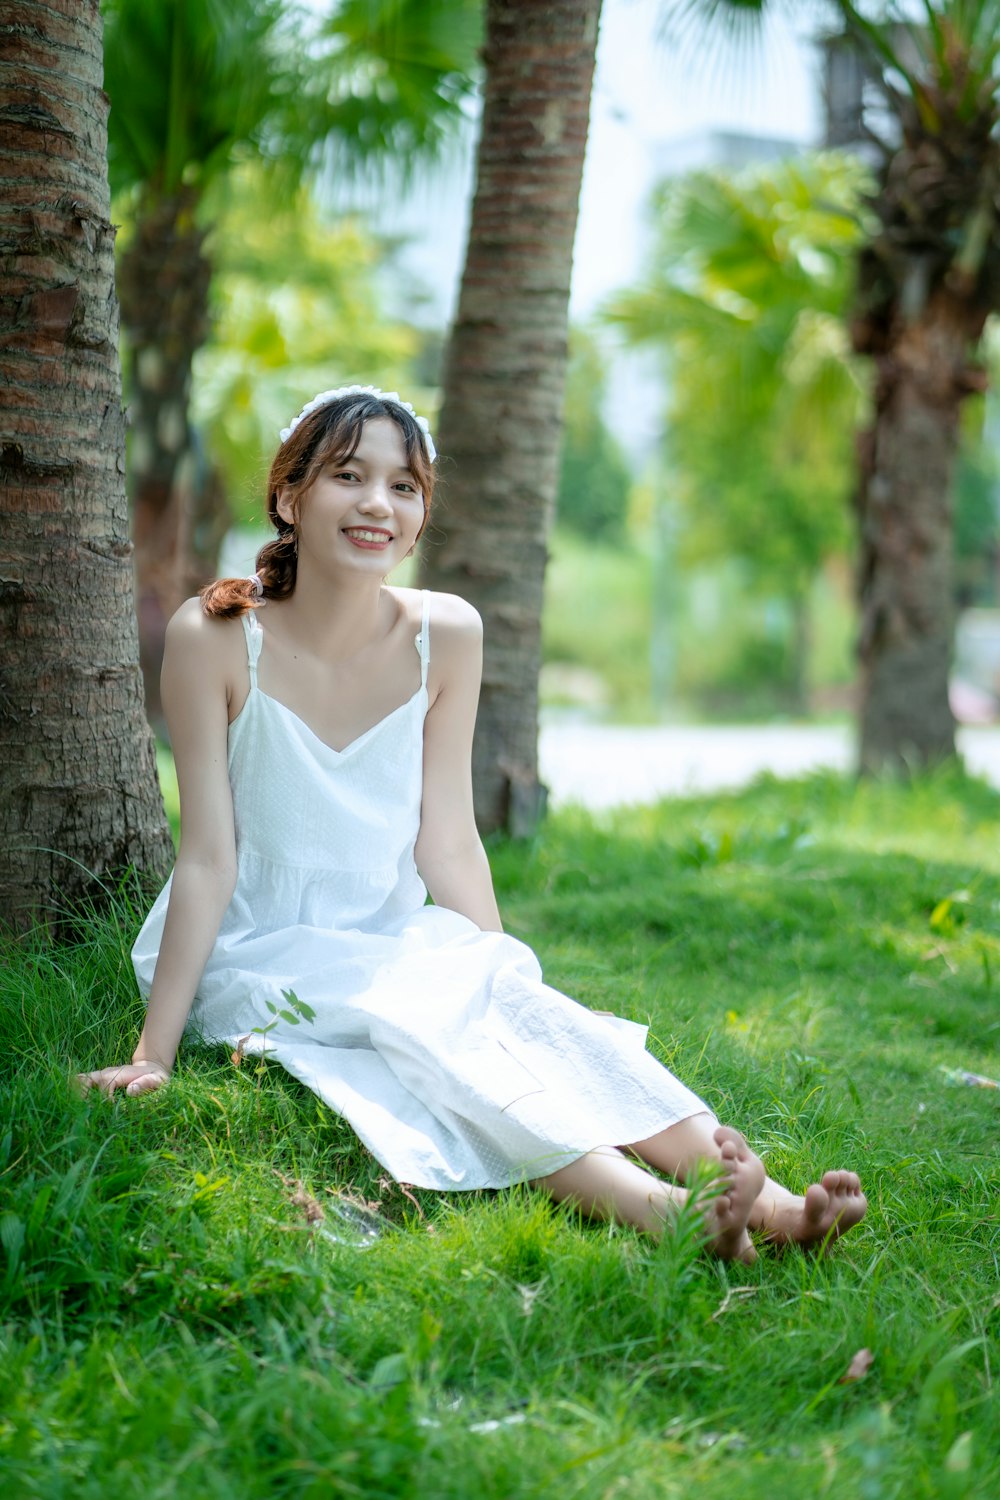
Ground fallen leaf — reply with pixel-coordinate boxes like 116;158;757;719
230;1033;252;1068
276;1171;325;1225
838;1347;874;1383
397;1181;425;1218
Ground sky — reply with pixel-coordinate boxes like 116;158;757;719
325;0;832;460
348;0;827;328
573;0;822;315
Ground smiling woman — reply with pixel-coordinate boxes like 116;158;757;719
78;385;867;1264
201;387;435;620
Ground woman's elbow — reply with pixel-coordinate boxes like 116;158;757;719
174;850;239;903
415;831;483;875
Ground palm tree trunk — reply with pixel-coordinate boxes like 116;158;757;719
117;189;213;729
0;0;174;932
418;0;602;835
854;291;980;772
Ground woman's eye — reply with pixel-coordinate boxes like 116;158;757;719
335;471;359;482
395;482;416;494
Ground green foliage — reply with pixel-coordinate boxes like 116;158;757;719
102;0;292;198
103;0;482;201
955;425;1000;607
557;330;634;543
828;0;1000;329
608;152;869;599
542;528;653;717
666;559;857;719
313;0;483;169
155;743;180;845
3;773;1000;1492
190;167;422;524
954;334;1000;604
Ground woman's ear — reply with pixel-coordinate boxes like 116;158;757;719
275;486;296;528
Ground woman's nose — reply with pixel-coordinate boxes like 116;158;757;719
358;481;393;515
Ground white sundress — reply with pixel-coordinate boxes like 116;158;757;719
132;591;709;1189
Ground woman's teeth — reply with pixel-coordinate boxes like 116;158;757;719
345;529;391;543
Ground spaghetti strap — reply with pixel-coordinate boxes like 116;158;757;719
241;610;263;688
416;591;431;689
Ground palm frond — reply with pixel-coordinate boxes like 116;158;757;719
102;0;483;200
656;0;775;49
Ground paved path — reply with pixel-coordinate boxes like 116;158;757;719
538;721;1000;810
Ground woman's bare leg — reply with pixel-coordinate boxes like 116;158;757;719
530;1139;759;1263
626;1113;867;1250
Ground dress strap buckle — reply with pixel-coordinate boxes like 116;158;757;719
241;611;264;686
415;591;431;689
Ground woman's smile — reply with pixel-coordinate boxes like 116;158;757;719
343;526;394;550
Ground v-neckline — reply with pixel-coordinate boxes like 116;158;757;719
250;682;426;757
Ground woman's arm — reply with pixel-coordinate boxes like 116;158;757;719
80;600;240;1095
414;595;503;933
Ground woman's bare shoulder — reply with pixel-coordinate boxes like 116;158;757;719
165;597;246;644
391;586;482;644
412;589;482;646
428;589;482;636
164;598;248;683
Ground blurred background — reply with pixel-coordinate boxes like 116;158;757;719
106;0;1000;809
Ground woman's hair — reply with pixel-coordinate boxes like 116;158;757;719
201;392;436;619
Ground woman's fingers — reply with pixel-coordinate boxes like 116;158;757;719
125;1071;166;1097
75;1063;168;1098
74;1068;118;1097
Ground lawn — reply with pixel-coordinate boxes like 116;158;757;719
2;769;998;1497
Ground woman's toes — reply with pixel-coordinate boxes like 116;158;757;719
803;1181;832;1229
713;1125;748;1156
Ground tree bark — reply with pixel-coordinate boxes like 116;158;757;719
116;189;213;729
418;0;602;835
854;292;979;772
0;0;173;932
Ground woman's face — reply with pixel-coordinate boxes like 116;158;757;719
278;417;426;578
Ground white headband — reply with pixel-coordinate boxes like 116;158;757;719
279;384;436;462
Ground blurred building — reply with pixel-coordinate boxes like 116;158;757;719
652;128;801;177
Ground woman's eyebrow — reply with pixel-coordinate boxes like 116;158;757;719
331;456;415;473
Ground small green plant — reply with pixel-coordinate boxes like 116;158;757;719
251;988;317;1045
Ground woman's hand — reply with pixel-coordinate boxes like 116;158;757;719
76;1060;171;1098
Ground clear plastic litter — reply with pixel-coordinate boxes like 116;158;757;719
939;1065;1000;1090
316;1194;391;1248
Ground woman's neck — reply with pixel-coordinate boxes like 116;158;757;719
274;563;395;663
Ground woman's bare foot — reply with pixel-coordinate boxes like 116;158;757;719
755;1170;867;1251
700;1127;766;1264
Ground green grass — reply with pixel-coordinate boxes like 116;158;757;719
3;768;999;1497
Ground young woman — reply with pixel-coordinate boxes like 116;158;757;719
81;386;867;1263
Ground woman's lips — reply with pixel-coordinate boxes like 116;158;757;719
343;527;393;549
